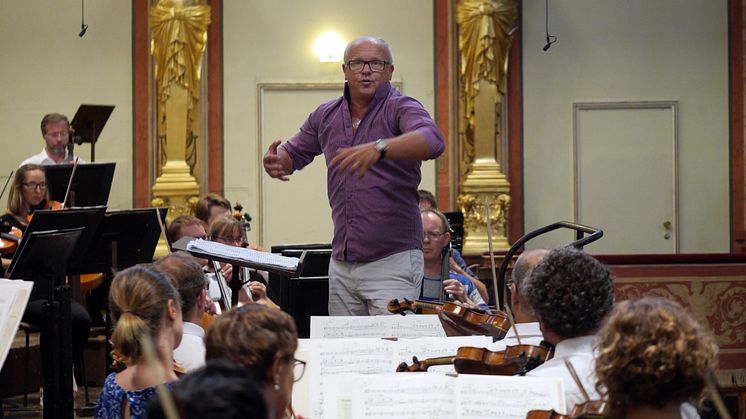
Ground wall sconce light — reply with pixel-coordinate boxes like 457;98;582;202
313;32;345;63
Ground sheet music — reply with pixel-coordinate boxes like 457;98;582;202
347;373;456;419
295;336;492;418
310;314;446;339
335;373;564;419
0;279;33;370
456;374;565;418
187;239;299;269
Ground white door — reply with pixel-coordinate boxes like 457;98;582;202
257;83;341;249
574;101;678;254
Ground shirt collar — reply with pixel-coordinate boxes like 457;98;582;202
183;321;205;337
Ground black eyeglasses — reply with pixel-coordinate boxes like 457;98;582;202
292;358;306;382
22;182;47;191
346;59;389;73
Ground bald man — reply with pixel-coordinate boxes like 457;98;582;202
263;36;444;316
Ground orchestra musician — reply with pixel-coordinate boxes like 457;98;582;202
488;248;549;350
417;188;488;301
0;163;92;391
522;247;615;413
194;192;232;230
420;209;489;312
94;266;182;419
595;297;717;419
263;36;445;316
204;304;306;419
207;215;278;308
152;251;209;372
20;113;85;166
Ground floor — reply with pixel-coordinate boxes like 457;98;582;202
1;386;102;418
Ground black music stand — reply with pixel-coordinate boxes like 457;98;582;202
74;207;168;274
44;162;115;208
9;228;84;419
9;207;108;281
70;105;115;162
173;237;305;307
268;244;332;339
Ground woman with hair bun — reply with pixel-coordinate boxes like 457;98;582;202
94;266;183;419
595;297;718;419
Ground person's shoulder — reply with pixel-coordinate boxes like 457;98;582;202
19;152;45;167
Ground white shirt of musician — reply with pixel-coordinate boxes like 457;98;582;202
20;148;85;166
173;321;206;372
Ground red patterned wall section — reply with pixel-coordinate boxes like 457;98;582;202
608;262;746;386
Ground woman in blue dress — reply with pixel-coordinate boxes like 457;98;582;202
94;266;183;419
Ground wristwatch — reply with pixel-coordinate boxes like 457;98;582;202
374;139;389;161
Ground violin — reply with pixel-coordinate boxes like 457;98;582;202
526;400;608;419
397;341;553;376
387;298;510;339
0;222;22;256
26;199;64;223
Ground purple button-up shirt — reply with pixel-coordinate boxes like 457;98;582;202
282;82;445;262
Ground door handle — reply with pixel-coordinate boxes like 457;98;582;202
663;220;672;240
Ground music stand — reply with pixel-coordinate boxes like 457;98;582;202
74;207;168;274
9;207;107;283
44;162;115;207
9;228;84;419
173;237;305;307
70;104;115;162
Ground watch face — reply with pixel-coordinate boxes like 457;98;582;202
375;140;388;152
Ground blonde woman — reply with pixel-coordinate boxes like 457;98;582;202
94;266;183;419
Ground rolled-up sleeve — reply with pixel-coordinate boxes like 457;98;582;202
396;98;445;160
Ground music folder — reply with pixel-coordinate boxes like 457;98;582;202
172;237;305;277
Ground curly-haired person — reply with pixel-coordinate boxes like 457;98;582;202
595;297;718;419
523;247;615;413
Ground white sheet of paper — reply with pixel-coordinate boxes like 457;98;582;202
455;374;565;418
348;373;456;419
187;239;299;269
336;373;564;419
294;336;493;418
310;314;446;339
0;279;33;370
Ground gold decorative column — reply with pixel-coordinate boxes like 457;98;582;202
149;0;211;255
455;0;517;255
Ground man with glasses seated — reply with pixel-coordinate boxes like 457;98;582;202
420;209;489;312
263;35;445;316
20;113;86;166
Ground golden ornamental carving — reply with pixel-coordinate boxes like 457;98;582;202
150;0;211;177
457;0;516;170
149;0;210;257
457;193;510;235
455;0;517;254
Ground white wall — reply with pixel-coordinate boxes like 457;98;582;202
223;0;437;248
0;0;133;211
522;0;729;253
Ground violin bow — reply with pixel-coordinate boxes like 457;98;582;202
155;208;172;254
0;171;13;202
139;334;180;419
61;157;80;208
484;196;522;344
706;371;733;419
564;359;592;404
